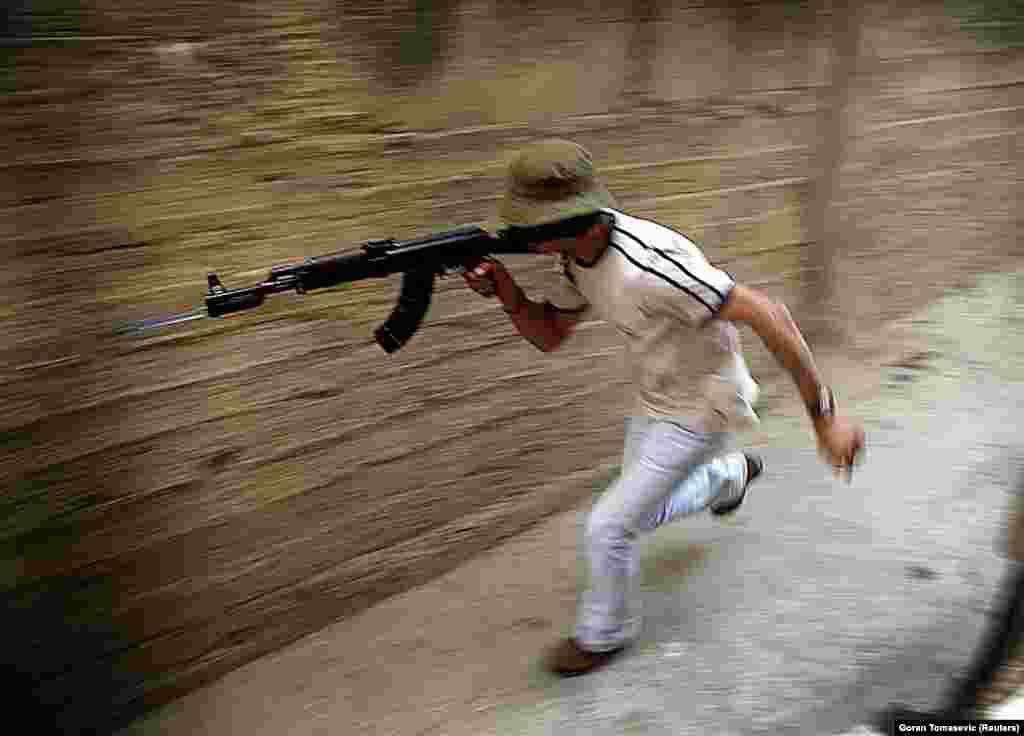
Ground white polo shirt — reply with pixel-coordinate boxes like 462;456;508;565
546;209;759;429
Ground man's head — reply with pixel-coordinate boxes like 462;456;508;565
499;139;616;257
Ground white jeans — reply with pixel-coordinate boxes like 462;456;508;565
575;416;747;651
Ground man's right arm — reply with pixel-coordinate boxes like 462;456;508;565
463;256;581;352
500;284;580;352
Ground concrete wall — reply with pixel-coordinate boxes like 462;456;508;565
1;0;1020;730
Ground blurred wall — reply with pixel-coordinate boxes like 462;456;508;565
1;0;1021;730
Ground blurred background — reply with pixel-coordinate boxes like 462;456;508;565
1;0;1022;733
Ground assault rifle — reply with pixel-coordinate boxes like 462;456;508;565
117;224;552;353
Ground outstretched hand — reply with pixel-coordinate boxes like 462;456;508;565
815;414;865;483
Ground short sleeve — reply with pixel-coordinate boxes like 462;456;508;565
541;253;591;316
641;239;735;327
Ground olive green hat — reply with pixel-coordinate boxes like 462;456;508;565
498;139;616;227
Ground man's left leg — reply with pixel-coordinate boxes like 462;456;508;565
640;449;763;527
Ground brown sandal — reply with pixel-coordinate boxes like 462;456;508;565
545;637;627;676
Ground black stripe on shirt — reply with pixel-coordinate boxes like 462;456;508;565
613;226;729;304
560;252;577;285
608;242;717;315
700;279;736;327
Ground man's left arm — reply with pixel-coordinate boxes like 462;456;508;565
717;283;865;479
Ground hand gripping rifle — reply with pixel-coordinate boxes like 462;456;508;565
118;225;544;353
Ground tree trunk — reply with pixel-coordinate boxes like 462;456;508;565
801;0;862;347
622;0;663;104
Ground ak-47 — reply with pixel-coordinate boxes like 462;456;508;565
119;225;545;353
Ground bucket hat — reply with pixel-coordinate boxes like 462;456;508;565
499;139;616;227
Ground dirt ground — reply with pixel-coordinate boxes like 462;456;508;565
112;276;1024;735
